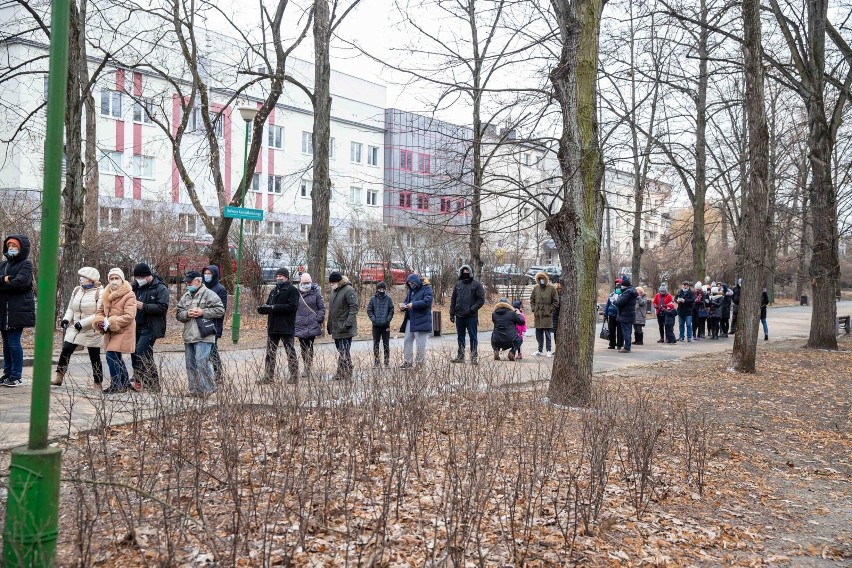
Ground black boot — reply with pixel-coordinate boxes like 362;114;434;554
764;334;768;341
450;351;465;363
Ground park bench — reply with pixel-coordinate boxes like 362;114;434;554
838;315;851;335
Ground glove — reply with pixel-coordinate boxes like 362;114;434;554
450;315;455;324
74;322;83;330
60;320;69;329
257;305;272;315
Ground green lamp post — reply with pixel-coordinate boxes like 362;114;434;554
3;0;70;565
231;106;259;344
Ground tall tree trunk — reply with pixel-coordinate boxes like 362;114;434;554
546;0;605;407
765;90;779;303
692;0;709;283
730;0;771;372
795;190;812;300
470;94;483;278
307;0;332;286
82;90;98;257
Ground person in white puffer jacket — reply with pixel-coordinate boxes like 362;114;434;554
53;267;105;387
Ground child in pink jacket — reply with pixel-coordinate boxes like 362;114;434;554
512;300;527;359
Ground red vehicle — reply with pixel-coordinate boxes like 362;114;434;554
360;261;410;285
168;241;256;283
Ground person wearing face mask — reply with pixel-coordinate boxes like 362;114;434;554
93;268;138;394
614;275;638;353
176;270;225;396
52;267;104;388
674;280;695;342
327;271;359;379
604;278;623;350
529;271;559;357
257;267;300;384
202;265;228;383
399;273;433;369
0;235;35;388
130;262;170;392
449;264;485;365
367;281;394;367
294;273;325;378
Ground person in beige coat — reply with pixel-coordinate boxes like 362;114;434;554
93;268;137;394
52;267;104;387
175;270;225;396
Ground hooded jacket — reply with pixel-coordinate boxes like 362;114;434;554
760;290;769;320
93;281;137;353
176;285;225;344
367;289;394;327
204;265;228;338
63;284;104;348
0;234;35;330
449;265;484;319
675;287;695;317
615;277;638;323
708;293;724;319
400;273;433;333
132;275;170;339
260;280;300;336
295;283;325;338
634;295;648;325
327;276;359;339
529;272;558;329
491;302;525;347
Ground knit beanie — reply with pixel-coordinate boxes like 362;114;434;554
108;268;125;282
300;272;312;284
512;300;522;309
276;267;290;278
132;262;153;277
376;281;387;289
328;272;343;283
78;266;100;282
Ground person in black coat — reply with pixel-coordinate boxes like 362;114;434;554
761;288;770;341
367;282;394;367
614;275;638;353
720;283;732;337
674;281;695;342
491;299;525;360
0;234;35;387
730;280;742;334
257;267;300;383
449;265;485;364
203;265;228;383
131;262;171;391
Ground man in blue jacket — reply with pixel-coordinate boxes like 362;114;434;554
399;274;433;369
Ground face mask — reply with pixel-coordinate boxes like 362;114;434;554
82;284;94;290
462;272;470;280
377;290;385;296
615;289;622;295
276;278;286;285
538;279;545;286
5;249;18;257
136;278;148;286
299;283;311;292
203;275;212;283
187;285;198;293
682;287;688;291
109;280;121;289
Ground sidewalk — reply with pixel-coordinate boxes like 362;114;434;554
0;302;847;450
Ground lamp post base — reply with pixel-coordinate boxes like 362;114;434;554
232;313;241;344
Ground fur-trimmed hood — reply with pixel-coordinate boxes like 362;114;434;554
534;271;550;284
494;301;514;312
103;280;133;305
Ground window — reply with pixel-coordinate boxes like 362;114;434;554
179;213;197;235
400;149;413;171
300;224;311;240
399;191;412;209
99;150;124;174
301;131;313;154
524;153;531;166
133;98;154;124
418;153;431;174
246;220;260;235
417;194;429;210
366;188;379;206
268;125;284;149
405;232;416;248
209;111;223;137
252;173;261;192
520;206;531;219
100;89;122;118
187;109;222;136
349;186;362;205
440;197;452;213
300;179;311;198
350;142;363;164
456;199;467;213
131;155;155;178
367;145;379;166
330;137;336;160
99;207;121;230
268;175;283;194
43;76;49;100
348;227;362;244
267;221;283;236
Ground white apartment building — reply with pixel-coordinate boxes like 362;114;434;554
602;168;672;260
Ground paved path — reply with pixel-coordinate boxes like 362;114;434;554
0;302;848;450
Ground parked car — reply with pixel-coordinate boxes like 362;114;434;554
168;240;258;283
490;264;527;285
360;261;410;285
526;265;562;284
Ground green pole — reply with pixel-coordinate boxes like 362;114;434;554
3;0;69;564
231;119;250;344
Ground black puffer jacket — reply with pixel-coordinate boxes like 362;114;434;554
204;265;228;338
615;280;638;324
0;234;35;330
760;290;769;320
259;281;299;335
449;265;485;319
491;301;525;347
708;294;724;319
367;292;395;327
132;275;170;339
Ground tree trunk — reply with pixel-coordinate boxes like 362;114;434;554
546;0;605;407
795;190;812;300
81;0;99;261
307;0;332;286
730;0;770;373
470;95;484;278
691;0;709;283
765;91;778;303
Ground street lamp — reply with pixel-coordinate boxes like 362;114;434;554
232;105;259;344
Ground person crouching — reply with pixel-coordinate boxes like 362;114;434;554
491;298;525;360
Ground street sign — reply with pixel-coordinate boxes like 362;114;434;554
224;205;264;221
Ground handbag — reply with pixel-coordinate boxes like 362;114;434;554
599;321;609;340
196;317;217;338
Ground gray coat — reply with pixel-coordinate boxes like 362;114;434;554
634;296;648;325
295;284;325;338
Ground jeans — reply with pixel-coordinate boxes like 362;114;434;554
1;328;24;380
106;351;130;388
57;341;103;383
536;328;553;352
210;339;223;383
404;327;428;365
185;341;214;394
131;329;159;387
372;325;390;364
265;334;298;381
761;318;768;335
298;336;315;375
334;338;353;379
678;314;693;341
621;322;633;351
454;316;479;357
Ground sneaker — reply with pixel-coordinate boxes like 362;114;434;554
130;381;143;392
450;356;465;364
657;339;665;343
546;351;552;358
102;384;128;394
618;348;630;353
687;338;692;343
516;353;523;360
1;377;22;388
399;362;413;369
533;351;544;357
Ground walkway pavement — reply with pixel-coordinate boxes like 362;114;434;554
0;302;848;450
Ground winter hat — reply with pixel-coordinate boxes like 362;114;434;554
512;300;522;310
276;267;290;278
695;281;702;289
300;273;312;284
5;237;21;250
621;275;632;287
132;262;152;277
107;267;125;282
659;284;667;293
328;271;343;283
615;278;622;285
711;286;719;294
183;270;202;283
78;266;100;282
499;297;509;304
376;281;387;289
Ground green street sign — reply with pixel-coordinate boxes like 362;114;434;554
224;205;264;221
